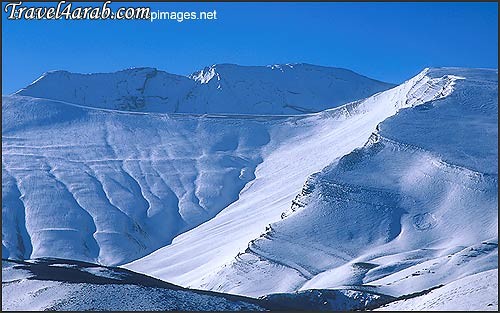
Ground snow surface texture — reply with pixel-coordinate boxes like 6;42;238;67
1;259;266;311
15;64;394;115
2;258;397;311
2;65;498;311
4;258;494;311
374;269;498;311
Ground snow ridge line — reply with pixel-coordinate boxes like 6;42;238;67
368;132;498;179
1;166;33;259
253;69;465;230
209;70;467;289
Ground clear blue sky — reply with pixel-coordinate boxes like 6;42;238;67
2;2;498;94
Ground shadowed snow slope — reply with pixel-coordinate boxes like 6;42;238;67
2;95;294;265
14;64;394;114
1;67;418;267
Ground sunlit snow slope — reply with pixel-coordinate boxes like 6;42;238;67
375;269;498;311
125;68;484;296
14;64;394;114
160;68;496;299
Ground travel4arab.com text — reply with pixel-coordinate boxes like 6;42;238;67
4;1;218;22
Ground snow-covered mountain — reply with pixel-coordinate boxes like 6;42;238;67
2;65;498;310
179;68;498;298
14;64;394;114
124;68;497;306
2;64;394;266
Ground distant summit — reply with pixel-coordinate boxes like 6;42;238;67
15;63;394;115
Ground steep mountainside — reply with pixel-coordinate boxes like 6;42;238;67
176;68;498;298
124;68;481;296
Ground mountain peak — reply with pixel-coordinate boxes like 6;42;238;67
189;65;219;84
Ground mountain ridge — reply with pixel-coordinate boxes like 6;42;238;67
14;63;395;115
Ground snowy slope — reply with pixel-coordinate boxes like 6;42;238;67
1;94;392;265
1;258;266;311
3;258;496;311
2;258;399;311
374;269;498;311
0;66;399;267
124;68;472;293
2;95;289;265
14;64;394;114
15;68;195;112
182;68;498;298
